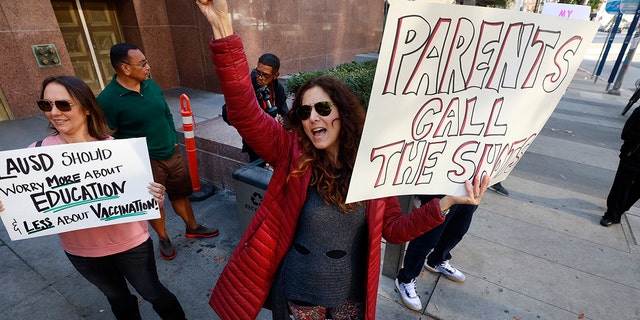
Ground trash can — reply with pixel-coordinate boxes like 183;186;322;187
232;159;273;234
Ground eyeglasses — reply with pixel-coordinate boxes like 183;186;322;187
37;99;74;112
121;60;149;68
296;101;334;120
254;68;273;79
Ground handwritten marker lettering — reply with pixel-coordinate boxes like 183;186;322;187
0;153;54;180
57;212;89;225
383;17;581;96
46;174;81;188
0;182;46;196
23;217;54;234
89;198;157;220
30;181;127;212
61;148;112;166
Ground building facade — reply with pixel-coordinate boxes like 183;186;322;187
0;0;384;121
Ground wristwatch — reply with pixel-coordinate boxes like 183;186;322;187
441;208;450;217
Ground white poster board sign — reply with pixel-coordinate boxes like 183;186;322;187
0;138;160;240
541;3;592;20
346;1;598;203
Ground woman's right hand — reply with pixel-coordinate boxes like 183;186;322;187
195;0;234;39
439;175;491;212
0;199;4;213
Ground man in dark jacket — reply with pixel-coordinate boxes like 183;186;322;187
601;105;640;226
223;53;289;162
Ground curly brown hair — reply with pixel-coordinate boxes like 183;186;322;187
287;76;366;213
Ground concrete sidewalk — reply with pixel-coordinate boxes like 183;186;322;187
1;48;640;319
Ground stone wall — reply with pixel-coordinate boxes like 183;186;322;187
0;0;384;122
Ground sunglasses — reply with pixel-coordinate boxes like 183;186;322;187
296;101;334;120
37;99;74;112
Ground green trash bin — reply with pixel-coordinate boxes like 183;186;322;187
232;160;273;234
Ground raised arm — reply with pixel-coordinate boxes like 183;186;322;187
196;0;233;39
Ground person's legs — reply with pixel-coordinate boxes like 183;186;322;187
170;196;198;229
65;252;141;320
395;195;447;311
149;208;169;239
396;219;448;283
423;204;477;283
163;148;219;238
395;216;449;311
117;238;186;320
603;158;639;225
426;204;477;265
623;176;640;212
150;155;177;259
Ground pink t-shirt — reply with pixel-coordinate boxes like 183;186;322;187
32;134;150;257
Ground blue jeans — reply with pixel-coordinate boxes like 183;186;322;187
65;238;186;320
396;196;477;283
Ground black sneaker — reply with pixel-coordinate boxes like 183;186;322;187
185;224;220;239
159;238;176;260
599;216;620;227
490;183;509;196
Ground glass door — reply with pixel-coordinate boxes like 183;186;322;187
52;0;124;94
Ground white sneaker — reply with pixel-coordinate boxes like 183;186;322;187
394;278;422;311
424;260;466;282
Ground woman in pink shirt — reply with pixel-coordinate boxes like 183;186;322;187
0;76;186;320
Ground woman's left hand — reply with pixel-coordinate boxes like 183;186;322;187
148;182;166;207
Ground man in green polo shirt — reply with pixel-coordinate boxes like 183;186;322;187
97;43;219;260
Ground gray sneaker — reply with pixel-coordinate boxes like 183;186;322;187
185;224;219;238
159;238;176;260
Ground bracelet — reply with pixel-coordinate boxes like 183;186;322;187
441;208;450;217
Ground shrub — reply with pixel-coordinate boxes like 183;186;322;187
285;60;377;110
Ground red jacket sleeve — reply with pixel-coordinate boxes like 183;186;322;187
381;196;446;244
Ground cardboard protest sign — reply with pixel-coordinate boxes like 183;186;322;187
346;0;598;203
0;138;160;240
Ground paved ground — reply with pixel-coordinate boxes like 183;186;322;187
1;31;640;319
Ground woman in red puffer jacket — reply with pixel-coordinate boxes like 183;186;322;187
197;1;490;319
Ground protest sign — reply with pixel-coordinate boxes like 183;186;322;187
0;138;160;240
541;3;592;20
346;0;598;203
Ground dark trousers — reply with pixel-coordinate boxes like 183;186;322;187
605;157;640;221
65;238;186;320
396;197;477;283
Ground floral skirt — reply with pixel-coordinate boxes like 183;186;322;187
287;299;364;320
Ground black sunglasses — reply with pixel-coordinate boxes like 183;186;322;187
296;101;334;120
37;99;74;112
